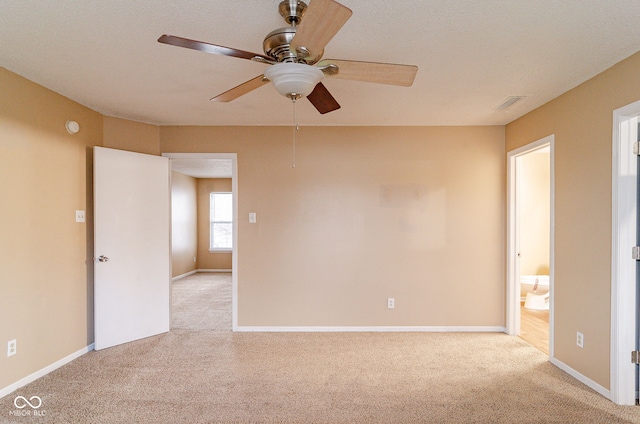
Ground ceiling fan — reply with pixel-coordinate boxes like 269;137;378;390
158;0;418;114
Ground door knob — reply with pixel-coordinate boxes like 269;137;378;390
97;255;109;262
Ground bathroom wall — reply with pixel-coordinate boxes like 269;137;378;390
519;149;550;277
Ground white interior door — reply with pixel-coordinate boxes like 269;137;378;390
94;147;171;350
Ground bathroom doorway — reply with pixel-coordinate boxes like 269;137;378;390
506;135;554;357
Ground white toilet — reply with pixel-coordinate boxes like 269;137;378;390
520;275;550;310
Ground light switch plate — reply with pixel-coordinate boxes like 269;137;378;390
75;210;85;223
249;212;256;223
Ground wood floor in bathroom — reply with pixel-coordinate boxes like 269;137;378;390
520;303;549;354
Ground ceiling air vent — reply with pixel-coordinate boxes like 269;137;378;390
495;96;526;111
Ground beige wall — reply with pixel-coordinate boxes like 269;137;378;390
506;51;640;389
0;68;103;390
11;46;637;396
197;179;233;270
171;171;198;278
519;150;550;276
160;126;506;327
103;116;159;155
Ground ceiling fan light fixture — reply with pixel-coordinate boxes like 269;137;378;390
264;63;323;100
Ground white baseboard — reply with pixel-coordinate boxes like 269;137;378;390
172;270;197;281
172;269;232;281
0;343;95;399
234;325;506;333
550;357;612;400
197;269;232;273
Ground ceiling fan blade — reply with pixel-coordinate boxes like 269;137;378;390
158;34;272;62
306;82;340;114
318;59;418;87
289;0;352;59
210;75;269;102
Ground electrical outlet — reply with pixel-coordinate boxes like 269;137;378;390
576;332;584;348
387;298;395;309
7;339;16;357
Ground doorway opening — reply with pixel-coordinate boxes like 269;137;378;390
506;135;554;358
162;153;238;331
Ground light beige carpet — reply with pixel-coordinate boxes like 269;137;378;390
2;273;639;423
171;272;232;332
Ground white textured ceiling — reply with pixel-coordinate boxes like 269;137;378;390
1;0;640;127
170;158;232;178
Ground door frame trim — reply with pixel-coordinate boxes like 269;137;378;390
506;135;555;360
611;100;640;405
163;153;239;331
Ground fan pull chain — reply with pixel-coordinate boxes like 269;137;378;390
292;98;299;168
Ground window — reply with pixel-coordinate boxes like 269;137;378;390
209;192;233;250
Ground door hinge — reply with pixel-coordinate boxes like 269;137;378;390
634;142;640;156
632;351;640;364
633;246;640;260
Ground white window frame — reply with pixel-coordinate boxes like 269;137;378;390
209;192;233;252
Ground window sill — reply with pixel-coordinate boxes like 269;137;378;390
209;249;232;253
